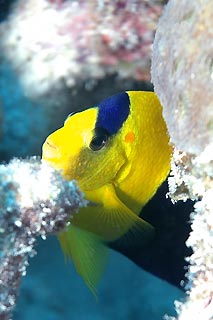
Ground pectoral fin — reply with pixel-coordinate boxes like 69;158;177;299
73;184;154;243
58;224;108;297
100;184;155;244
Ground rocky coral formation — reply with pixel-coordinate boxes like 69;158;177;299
152;0;213;155
0;0;163;98
151;0;213;319
0;158;87;320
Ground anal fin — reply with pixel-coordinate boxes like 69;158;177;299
58;224;108;297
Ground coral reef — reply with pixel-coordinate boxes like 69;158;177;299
165;150;213;320
0;0;163;98
1;0;206;318
152;0;213;155
0;158;87;320
151;0;213;319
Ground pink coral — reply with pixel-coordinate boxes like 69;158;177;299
0;0;163;97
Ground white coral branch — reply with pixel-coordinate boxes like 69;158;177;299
0;157;87;320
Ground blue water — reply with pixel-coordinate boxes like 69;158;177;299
14;237;183;320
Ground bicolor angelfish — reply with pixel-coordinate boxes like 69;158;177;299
42;91;172;295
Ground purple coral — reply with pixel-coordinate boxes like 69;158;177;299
0;158;87;320
0;0;164;98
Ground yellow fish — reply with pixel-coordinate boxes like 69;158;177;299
42;91;172;294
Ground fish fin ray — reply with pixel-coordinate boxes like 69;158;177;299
58;224;108;297
83;184;154;242
105;185;155;244
112;213;155;248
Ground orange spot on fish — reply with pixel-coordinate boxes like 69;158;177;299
125;131;135;143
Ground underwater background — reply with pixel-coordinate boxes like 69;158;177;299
0;1;191;319
0;57;185;320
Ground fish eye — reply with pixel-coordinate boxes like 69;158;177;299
89;127;109;151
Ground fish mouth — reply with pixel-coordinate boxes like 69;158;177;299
42;140;60;161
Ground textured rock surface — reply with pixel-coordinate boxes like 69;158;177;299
152;0;213;319
152;0;213;155
0;158;86;319
0;0;163;98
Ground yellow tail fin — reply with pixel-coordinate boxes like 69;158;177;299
58;224;108;297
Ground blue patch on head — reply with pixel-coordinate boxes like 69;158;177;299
96;92;130;135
